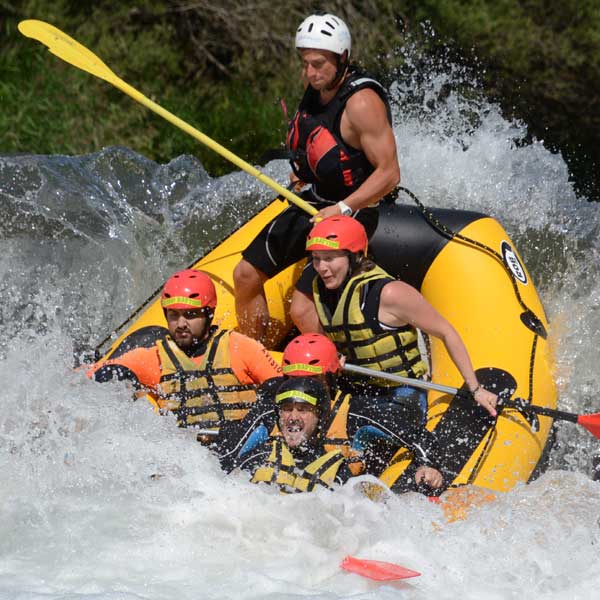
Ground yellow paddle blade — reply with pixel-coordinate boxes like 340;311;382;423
17;19;317;217
18;20;119;86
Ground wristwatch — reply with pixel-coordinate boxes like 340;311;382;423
337;200;353;216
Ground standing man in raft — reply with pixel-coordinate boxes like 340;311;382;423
233;13;400;343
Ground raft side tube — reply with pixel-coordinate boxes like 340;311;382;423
92;195;557;495
370;203;487;290
97;198;297;361
377;207;557;493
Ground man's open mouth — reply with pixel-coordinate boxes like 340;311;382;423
286;423;303;433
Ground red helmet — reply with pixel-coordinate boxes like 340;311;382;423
282;334;340;376
161;269;217;310
305;216;368;254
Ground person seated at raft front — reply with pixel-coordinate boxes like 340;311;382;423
233;13;400;343
233;376;443;494
87;269;281;438
304;216;499;417
217;333;445;492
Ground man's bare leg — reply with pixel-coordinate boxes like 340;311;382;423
290;289;324;334
233;259;270;342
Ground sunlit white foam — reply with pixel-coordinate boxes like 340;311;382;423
3;331;600;599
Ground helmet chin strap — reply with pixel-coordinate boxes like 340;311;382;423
344;251;363;281
333;252;358;302
199;311;215;338
314;407;329;442
325;51;349;91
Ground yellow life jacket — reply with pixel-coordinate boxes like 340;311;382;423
156;330;257;431
251;440;347;493
313;265;428;386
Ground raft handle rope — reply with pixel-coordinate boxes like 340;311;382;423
398;185;544;407
398;186;539;323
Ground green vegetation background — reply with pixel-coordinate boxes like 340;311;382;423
1;0;598;198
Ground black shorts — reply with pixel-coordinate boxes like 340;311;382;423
242;190;379;294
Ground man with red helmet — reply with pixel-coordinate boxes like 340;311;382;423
233;13;400;344
236;377;361;493
304;216;499;417
87;269;281;439
218;333;445;493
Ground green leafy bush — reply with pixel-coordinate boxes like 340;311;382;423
1;0;598;195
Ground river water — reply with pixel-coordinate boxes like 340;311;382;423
1;57;599;599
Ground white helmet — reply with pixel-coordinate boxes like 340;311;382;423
295;14;351;58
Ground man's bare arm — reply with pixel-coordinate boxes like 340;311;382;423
312;89;400;220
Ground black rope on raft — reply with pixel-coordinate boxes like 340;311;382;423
400;186;542;392
466;427;498;485
398;186;533;315
399;186;547;469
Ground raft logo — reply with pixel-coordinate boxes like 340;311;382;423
501;241;528;285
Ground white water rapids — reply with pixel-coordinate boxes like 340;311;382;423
1;53;599;599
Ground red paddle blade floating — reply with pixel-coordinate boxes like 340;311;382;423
578;414;600;439
340;556;421;581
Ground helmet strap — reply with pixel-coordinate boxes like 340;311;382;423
335;252;365;296
325;372;338;395
326;51;349;91
315;392;333;441
345;251;366;279
333;252;355;300
186;323;217;357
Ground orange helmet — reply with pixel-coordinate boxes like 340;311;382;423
161;269;217;311
305;216;367;254
282;334;340;376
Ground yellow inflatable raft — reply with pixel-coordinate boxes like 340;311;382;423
95;194;557;495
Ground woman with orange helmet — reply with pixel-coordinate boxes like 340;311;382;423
304;216;499;417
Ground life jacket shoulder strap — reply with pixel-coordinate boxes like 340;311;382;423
298;67;390;129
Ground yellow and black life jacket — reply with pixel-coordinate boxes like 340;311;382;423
156;330;257;430
313;265;428;386
251;440;347;493
321;389;351;453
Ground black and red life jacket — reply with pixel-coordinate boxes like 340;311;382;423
286;67;392;203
